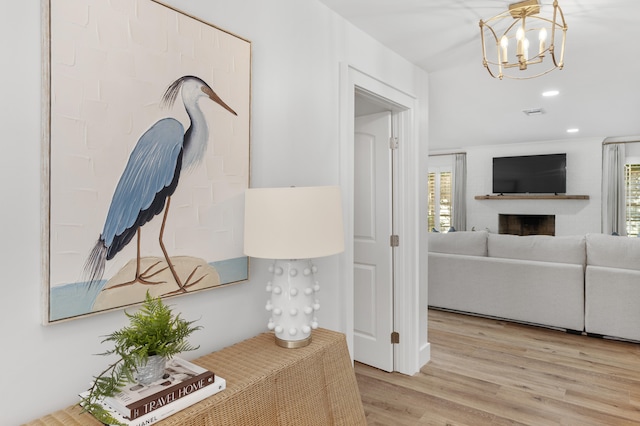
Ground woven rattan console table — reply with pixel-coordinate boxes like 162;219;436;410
25;328;366;426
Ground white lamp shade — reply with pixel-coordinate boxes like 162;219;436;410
244;186;345;259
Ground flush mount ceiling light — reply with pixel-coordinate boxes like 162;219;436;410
479;0;567;79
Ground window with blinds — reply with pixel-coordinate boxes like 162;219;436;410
625;164;640;237
428;173;436;231
427;171;451;232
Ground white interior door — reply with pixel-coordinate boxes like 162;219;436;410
354;111;394;372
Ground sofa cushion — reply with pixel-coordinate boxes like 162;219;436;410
487;233;586;266
428;230;487;256
586;233;640;271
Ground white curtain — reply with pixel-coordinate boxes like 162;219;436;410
452;153;467;231
602;143;626;235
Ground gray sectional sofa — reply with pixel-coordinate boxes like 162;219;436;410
428;230;640;341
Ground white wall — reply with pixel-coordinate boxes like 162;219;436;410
0;1;428;423
465;138;603;235
626;141;640;162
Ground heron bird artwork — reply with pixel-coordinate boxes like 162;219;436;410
83;75;237;304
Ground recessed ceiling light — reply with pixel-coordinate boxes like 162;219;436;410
567;128;579;133
543;90;559;97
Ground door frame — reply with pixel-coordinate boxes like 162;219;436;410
338;64;422;375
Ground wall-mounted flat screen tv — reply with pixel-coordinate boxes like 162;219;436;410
493;153;566;194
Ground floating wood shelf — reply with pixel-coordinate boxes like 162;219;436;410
475;194;589;200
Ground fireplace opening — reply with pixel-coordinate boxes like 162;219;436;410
499;214;555;236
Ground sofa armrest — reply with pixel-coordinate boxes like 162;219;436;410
585;265;640;341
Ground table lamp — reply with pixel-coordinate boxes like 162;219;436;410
243;186;345;348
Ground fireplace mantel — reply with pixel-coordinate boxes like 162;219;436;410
474;194;589;200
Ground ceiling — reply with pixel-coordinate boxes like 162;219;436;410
319;0;640;151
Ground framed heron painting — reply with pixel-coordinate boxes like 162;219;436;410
42;0;251;323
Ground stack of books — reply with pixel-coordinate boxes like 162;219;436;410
81;357;225;426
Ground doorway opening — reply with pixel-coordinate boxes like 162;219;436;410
353;88;409;372
339;64;424;375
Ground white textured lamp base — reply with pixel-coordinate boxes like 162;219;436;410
266;259;320;348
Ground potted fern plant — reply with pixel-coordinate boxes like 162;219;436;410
80;292;202;425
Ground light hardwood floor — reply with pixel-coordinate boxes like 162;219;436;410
355;309;640;425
